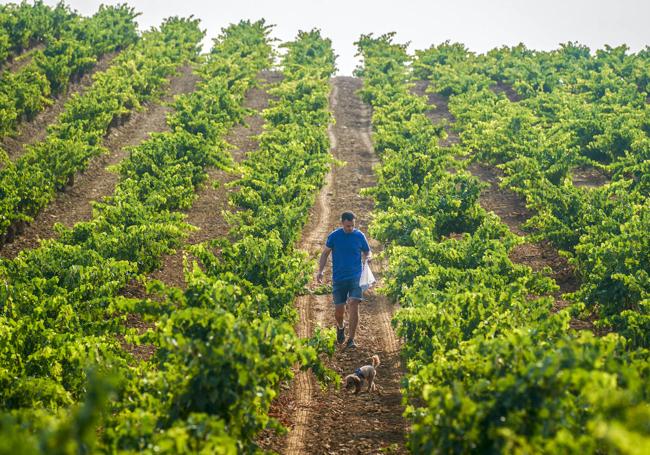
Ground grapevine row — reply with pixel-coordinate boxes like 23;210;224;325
0;15;237;451
0;1;74;65
0;3;139;138
0;16;203;246
356;34;649;453
108;28;339;451
413;43;649;348
0;22;338;453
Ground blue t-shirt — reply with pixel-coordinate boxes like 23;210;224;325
326;227;370;282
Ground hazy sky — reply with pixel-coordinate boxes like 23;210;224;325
13;0;650;75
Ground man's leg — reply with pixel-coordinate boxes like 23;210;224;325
335;303;345;328
347;298;360;341
332;281;347;343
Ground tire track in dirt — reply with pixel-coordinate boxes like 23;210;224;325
1;51;119;160
283;76;406;455
412;81;589;328
283;82;337;455
147;70;282;288
0;64;198;259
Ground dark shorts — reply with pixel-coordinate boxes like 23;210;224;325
332;278;363;305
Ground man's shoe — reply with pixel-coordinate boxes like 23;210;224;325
345;338;358;349
336;326;345;344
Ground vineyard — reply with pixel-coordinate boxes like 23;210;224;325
0;1;648;454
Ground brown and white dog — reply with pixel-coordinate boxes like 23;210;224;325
344;355;381;394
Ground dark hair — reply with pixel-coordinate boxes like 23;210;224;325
341;211;355;222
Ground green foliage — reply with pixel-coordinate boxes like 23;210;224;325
0;16;254;452
0;16;201;242
0;368;120;454
354;32;410;104
1;20;339;453
200;28;336;323
280;29;337;79
360;34;650;453
418;39;650;347
0;3;139;134
570;199;650;345
407;327;650;454
104;25;338;452
0;1;76;59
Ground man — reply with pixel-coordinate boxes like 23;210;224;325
317;211;371;349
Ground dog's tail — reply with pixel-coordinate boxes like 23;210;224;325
372;355;380;368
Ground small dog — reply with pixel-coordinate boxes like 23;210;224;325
344;355;381;394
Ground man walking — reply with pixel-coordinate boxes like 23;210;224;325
317;211;371;349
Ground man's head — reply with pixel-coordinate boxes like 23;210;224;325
341;211;355;233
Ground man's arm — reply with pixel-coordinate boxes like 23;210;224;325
361;232;371;263
362;249;372;263
316;246;332;283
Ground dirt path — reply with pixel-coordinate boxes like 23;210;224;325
277;76;406;455
1;51;119;161
412;81;589;327
148;70;282;288
0;64;198;259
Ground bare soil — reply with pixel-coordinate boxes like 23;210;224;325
412;80;458;147
1;51;119;161
572;165;609;188
260;77;407;454
490;81;521;102
0;64;199;259
466;162;531;236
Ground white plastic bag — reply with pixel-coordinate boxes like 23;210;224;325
359;260;376;291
